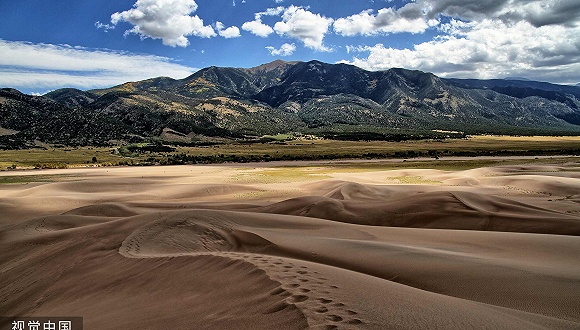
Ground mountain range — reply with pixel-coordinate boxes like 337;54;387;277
1;60;580;148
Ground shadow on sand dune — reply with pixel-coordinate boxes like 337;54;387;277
1;164;579;329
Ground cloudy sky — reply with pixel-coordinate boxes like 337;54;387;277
1;0;579;94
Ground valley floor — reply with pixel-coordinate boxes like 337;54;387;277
2;135;580;170
1;158;580;329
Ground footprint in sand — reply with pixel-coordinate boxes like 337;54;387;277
346;318;363;325
316;306;328;313
327;315;343;322
208;252;365;328
288;295;309;303
318;298;333;304
262;256;365;327
270;287;283;294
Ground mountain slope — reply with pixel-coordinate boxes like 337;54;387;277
1;60;578;147
44;88;99;108
254;61;580;133
0;88;133;148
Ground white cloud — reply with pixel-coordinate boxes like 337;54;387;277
110;0;215;47
95;21;115;32
335;0;580;84
0;40;196;91
265;43;296;56
241;7;284;37
273;6;333;51
333;10;375;36
219;27;240;38
242;20;274;37
342;19;580;84
216;22;241;38
334;7;438;36
334;0;580;37
262;7;285;16
345;45;367;54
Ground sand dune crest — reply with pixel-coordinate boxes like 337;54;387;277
1;160;579;329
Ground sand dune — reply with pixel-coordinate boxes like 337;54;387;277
1;160;580;329
255;183;580;234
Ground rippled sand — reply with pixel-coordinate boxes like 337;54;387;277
1;160;579;329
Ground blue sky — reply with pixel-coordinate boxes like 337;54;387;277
1;0;579;94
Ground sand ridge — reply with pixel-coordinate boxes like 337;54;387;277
1;160;579;329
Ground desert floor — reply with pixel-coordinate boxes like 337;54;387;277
1;157;580;329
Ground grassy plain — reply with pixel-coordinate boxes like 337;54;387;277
176;135;580;157
0;135;579;170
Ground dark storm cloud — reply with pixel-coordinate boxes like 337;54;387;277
510;0;580;27
397;3;425;20
422;0;580;27
425;0;507;20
